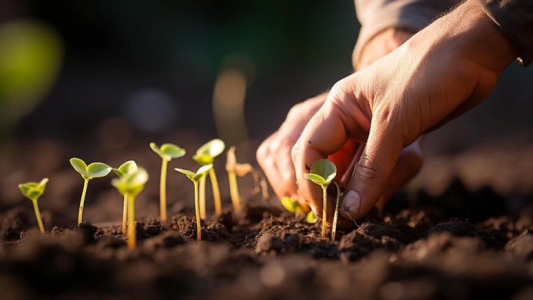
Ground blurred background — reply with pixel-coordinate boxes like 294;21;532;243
1;0;533;227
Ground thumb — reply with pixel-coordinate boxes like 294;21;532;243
340;110;404;220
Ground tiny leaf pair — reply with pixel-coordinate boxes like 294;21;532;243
111;167;149;249
70;158;112;224
176;165;213;241
281;196;317;224
304;159;339;238
193;139;224;218
113;160;138;233
150;143;186;222
18;178;48;233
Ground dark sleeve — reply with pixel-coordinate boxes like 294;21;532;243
477;0;533;66
354;0;460;65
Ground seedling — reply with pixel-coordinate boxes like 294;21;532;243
331;182;342;241
111;167;149;249
193;139;224;217
70;158;112;224
18;178;48;233
150;143;186;222
281;196;307;215
304;159;337;238
175;165;213;241
113;160;138;233
306;211;318;224
226;146;254;213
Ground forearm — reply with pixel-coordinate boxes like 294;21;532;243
354;0;461;69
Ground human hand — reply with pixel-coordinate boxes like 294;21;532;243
257;28;422;214
292;0;519;227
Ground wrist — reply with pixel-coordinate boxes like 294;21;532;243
355;27;415;71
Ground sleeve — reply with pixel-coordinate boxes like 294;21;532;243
477;0;533;66
354;0;460;65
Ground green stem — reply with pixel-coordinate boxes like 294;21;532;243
32;200;45;233
122;194;128;233
321;186;327;237
160;159;168;222
228;171;240;213
194;181;201;241
127;194;136;249
199;176;206;219
78;178;89;224
209;168;222;216
332;183;341;241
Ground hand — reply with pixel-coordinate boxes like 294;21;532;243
292;0;519;227
258;28;422;214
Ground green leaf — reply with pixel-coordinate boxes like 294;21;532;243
193;139;225;165
114;160;138;178
112;168;148;197
70;158;111;179
306;211;318;224
18;178;48;201
160;144;186;159
306;159;337;187
304;173;326;186
175;165;213;182
86;162;112;178
150;142;185;161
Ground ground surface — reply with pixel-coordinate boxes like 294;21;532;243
1;138;533;300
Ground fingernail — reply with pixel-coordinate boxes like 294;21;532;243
341;190;360;218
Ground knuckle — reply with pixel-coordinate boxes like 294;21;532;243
256;141;270;165
355;153;382;182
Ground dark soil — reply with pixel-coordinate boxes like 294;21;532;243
1;198;533;300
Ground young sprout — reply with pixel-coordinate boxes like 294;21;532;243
306;211;318;224
193;139;224;217
150;143;186;222
70;158;112;224
113;160;138;233
18;178;48;233
111;168;149;249
281;196;307;215
331;182;342;241
304;159;337;238
175;165;213;241
226;146;254;213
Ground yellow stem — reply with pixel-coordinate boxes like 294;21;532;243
332;183;341;241
194;181;201;241
199;176;206;219
122;194;128;233
321;186;327;237
228;171;240;213
32;200;45;233
160;159;168;222
209;168;222;216
78;178;89;225
127;194;136;249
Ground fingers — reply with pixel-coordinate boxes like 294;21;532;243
340;107;405;220
374;140;423;211
292;78;371;221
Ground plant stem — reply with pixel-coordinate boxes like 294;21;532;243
209;168;222;216
199;176;206;219
127;194;136;249
122;194;128;233
332;182;341;241
160;159;168;222
228;170;240;214
78;178;89;224
32;200;45;233
321;186;327;237
194;181;201;241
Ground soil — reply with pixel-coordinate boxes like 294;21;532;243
1;139;533;300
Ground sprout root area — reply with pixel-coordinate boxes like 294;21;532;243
1;139;533;300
